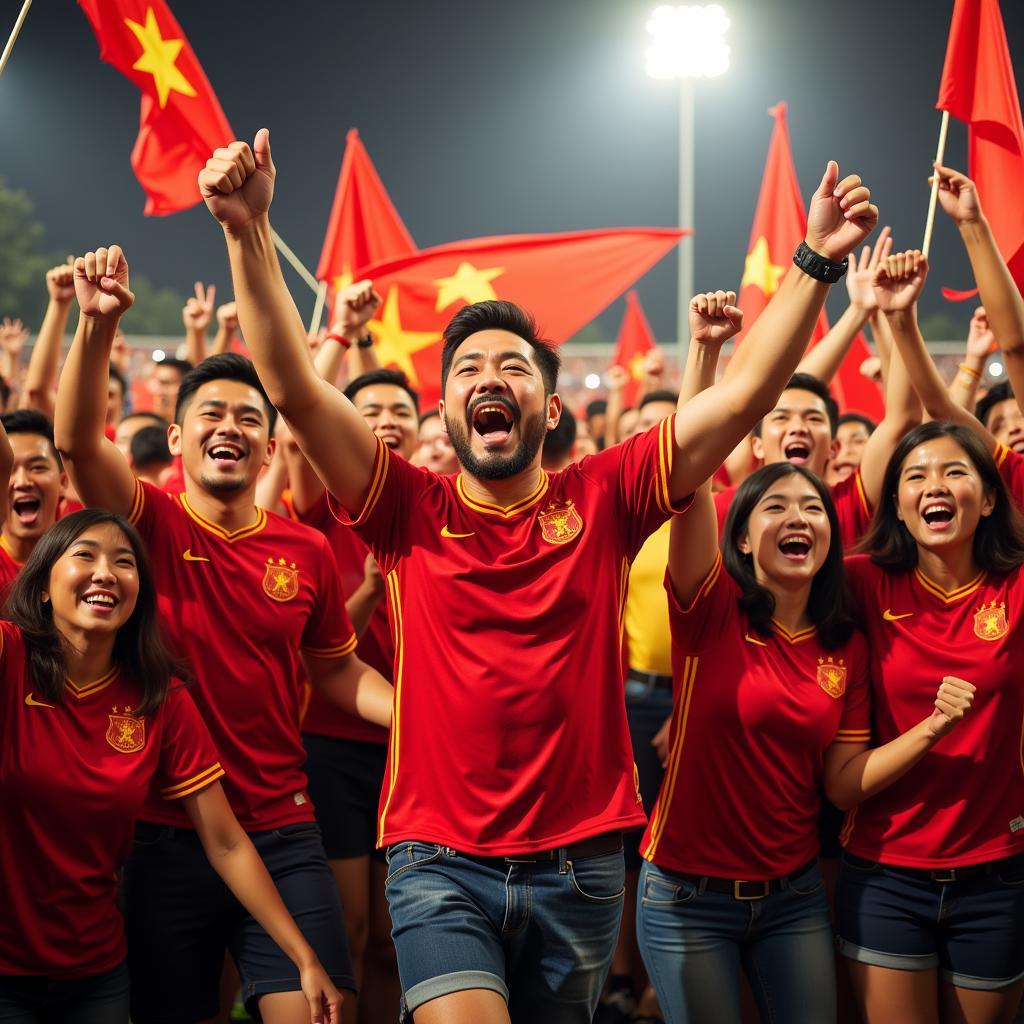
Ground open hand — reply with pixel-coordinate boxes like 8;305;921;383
932;163;982;226
965;306;996;359
199;129;275;234
331;279;381;337
805;161;878;263
926;675;975;740
845;226;893;311
873;250;928;314
74;245;134;321
183;281;216;332
689;290;743;345
0;318;28;355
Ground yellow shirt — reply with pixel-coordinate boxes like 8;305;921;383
624;520;672;675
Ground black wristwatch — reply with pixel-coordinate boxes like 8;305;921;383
792;241;848;283
356;332;375;349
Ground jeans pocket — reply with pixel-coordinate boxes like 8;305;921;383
640;868;698;907
385;842;444;886
788;862;825;896
996;855;1024;887
568;851;626;904
840;853;881;877
271;822;320;842
132;823;172;849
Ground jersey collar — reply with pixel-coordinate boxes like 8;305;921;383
180;494;267;542
771;620;817;645
66;665;119;701
455;471;549;519
913;567;986;604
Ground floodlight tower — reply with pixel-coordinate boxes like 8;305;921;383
645;5;730;345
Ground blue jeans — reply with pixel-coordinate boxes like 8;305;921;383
384;841;625;1022
636;860;835;1024
0;962;129;1023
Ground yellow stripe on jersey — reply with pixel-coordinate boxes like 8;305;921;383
914;567;985;604
302;635;358;659
128;476;145;526
854;470;871;517
995;442;1010;470
377;571;405;846
699;551;723;602
771;620;817;645
455;470;549;518
347;436;390;526
0;534;23;566
642;654;699;861
66;665;119;700
181;495;266;542
839;805;857;847
833;729;871;743
160;762;225;799
655;415;675;516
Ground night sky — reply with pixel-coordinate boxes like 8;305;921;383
3;0;1023;340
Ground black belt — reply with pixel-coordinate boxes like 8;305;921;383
674;857;819;900
466;832;623;871
844;851;1024;885
628;668;673;689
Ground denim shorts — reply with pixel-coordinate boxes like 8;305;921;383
836;852;1024;990
0;961;129;1023
384;840;625;1022
123;821;355;1023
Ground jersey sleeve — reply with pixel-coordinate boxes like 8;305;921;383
327;437;433;574
665;550;738;654
294;489;333;531
126;477;178;543
156;685;225;801
299;532;358;660
995;443;1024;511
833;633;872;744
833;471;873;551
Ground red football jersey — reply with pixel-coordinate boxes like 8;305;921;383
128;481;357;830
843;555;1024;867
0;623;222;977
714;469;871;550
297;491;391;745
0;536;22;591
641;554;871;878
330;417;686;855
996;443;1024;509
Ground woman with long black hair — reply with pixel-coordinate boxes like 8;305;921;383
0;509;341;1024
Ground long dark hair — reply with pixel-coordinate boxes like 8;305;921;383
858;421;1024;574
722;462;857;650
5;509;180;715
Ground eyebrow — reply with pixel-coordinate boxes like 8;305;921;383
759;492;822;504
453;350;533;368
196;399;265;418
770;406;825;416
71;540;135;556
901;460;971;473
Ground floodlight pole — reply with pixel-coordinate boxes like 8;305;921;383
677;77;695;349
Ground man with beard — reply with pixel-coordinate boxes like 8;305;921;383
53;244;395;1024
200;130;877;1024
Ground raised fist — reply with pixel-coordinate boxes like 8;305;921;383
926;675;975;740
932;163;982;226
604;364;631;391
873;250;928;314
46;262;76;304
642;348;666;380
689;290;743;345
199;129;275;234
74;245;134;321
216;300;239;331
845;226;893;311
965;306;996;360
183;281;215;332
805;161;879;264
331;279;381;337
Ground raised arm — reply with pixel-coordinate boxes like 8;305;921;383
669;161;878;500
199;131;378;512
182;282;215;366
797;226;891;383
210;300;238;356
949;307;995;414
934;163;1024;408
53;245;138;515
668;291;741;605
21;264;76;417
875;251;998;450
602;364;630;447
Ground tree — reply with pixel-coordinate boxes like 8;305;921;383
0;179;59;326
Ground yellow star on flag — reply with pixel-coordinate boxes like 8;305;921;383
741;236;786;297
369;287;442;386
628;351;647;382
332;269;354;294
433;262;504;311
124;8;197;109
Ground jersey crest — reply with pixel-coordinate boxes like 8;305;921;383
538;500;583;545
106;708;145;753
263;557;300;602
974;601;1008;642
816;657;846;698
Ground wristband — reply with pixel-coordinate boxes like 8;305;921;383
323;332;352;350
793;241;848;283
356;333;375;349
958;362;981;381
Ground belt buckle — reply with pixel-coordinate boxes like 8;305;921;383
733;879;769;900
931;868;957;884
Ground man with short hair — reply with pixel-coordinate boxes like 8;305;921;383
129;424;173;486
201;130;877;1023
114;410;167;460
148;356;192;422
414;411;458;474
0;409;54;586
975;381;1024;454
826;411;877;486
54;245;394;1024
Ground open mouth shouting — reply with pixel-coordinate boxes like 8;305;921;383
11;494;42;528
920;499;955;532
783;440;812;465
205;441;246;467
470;398;517;448
778;533;813;562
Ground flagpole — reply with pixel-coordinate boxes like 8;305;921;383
922;110;950;259
309;280;328;334
270;229;320;295
0;0;33;80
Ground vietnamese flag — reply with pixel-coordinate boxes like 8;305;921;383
352;228;686;408
77;0;232;215
316;129;417;293
611;292;657;407
737;102;881;418
937;0;1024;298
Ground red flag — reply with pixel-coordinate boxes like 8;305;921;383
937;0;1024;297
316;129;417;291
77;0;232;215
351;228;686;409
611;291;657;407
737;103;882;418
